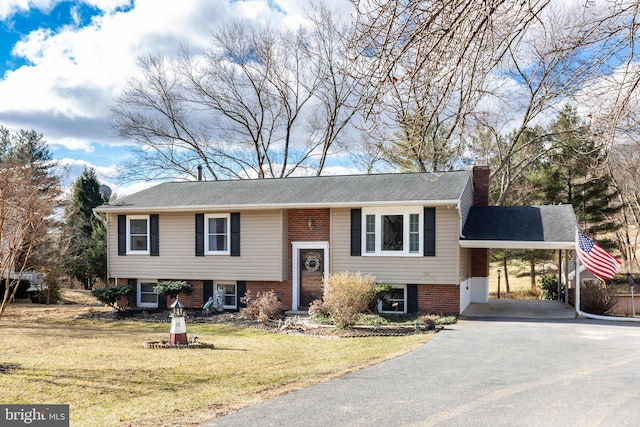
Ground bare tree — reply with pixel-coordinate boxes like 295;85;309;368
304;1;363;175
608;142;640;270
112;8;360;181
347;0;550;173
467;1;640;204
0;153;60;320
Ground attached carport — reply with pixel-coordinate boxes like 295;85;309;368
459;204;577;317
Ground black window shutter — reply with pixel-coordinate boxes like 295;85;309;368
195;213;204;256
118;215;127;256
237;281;247;310
127;278;137;307
230;212;240;256
157;279;167;309
150;214;159;256
204;280;214;304
350;209;362;256
407;284;418;313
424;207;435;256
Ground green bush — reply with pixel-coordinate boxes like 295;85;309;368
92;285;134;311
540;274;559;300
240;290;284;323
153;280;193;298
322;271;377;329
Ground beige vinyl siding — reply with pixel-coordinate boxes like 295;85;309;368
459;176;474;227
458;176;474;283
330;207;460;284
107;210;285;281
458;246;469;283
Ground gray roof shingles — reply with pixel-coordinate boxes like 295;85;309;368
97;171;472;211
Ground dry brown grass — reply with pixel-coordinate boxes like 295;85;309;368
489;260;542;299
0;300;433;426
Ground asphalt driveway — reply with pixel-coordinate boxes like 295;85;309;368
204;309;640;426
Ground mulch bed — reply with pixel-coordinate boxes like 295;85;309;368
77;309;436;337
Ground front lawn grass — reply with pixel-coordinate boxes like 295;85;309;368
0;314;433;426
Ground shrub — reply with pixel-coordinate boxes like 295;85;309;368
240;290;284;323
308;298;328;317
540;274;559;300
92;285;134;311
153;280;193;298
435;315;458;325
322;271;377;329
41;269;61;304
580;280;618;315
419;314;438;330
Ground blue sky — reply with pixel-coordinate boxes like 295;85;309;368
0;0;352;196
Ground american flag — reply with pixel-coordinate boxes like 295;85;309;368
576;230;621;280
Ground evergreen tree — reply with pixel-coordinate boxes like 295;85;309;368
382;118;462;172
539;105;622;249
61;168;108;289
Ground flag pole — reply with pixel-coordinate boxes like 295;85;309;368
574;227;580;316
575;251;581;316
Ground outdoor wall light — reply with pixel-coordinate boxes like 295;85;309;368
308;218;313;230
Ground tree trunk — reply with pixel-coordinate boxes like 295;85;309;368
503;255;510;294
530;256;536;291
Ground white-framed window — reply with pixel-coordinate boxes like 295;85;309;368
362;207;422;256
377;285;407;314
127;215;149;254
138;279;158;308
215;281;237;309
205;214;230;255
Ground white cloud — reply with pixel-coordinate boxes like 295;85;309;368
0;0;354;192
0;0;310;151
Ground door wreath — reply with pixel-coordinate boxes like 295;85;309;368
304;255;320;272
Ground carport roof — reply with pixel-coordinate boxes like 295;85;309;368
460;205;577;249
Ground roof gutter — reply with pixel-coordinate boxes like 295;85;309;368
459;240;575;250
94;199;461;214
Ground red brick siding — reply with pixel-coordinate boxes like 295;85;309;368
245;281;291;309
285;208;330;308
162;280;204;308
418;284;460;314
472;165;490;206
114;278;204;309
470;248;490;277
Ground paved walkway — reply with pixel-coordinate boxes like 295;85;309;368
461;298;576;320
203;302;640;427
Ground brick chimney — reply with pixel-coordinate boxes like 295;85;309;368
471;165;490;279
472;165;490;206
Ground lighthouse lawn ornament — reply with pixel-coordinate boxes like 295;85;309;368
169;296;188;345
